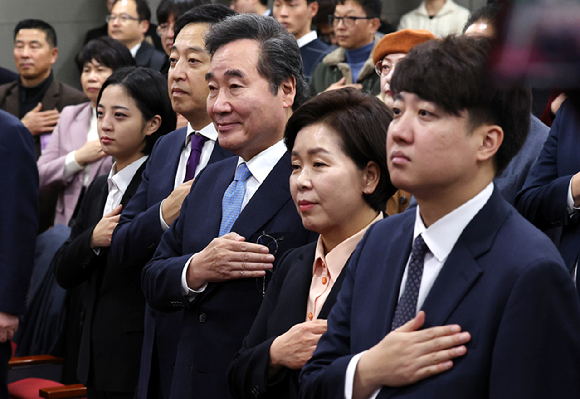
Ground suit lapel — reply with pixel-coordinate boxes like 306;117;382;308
208;140;232;165
420;189;509;328
41;80;60;111
232;152;293;239
3;82;19;117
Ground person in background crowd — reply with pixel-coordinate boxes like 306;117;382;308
372;28;435;215
273;0;330;81
231;0;271;16
54;67;176;399
85;0;165;53
398;0;470;38
108;0;168;73
309;0;381;96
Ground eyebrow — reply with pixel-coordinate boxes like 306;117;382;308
205;69;246;82
291;147;332;156
393;93;403;102
96;105;131;111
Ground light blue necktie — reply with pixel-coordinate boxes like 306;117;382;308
391;234;429;330
218;163;252;237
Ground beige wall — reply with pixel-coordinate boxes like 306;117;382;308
0;0;484;89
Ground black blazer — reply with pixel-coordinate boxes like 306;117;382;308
134;40;168;74
54;161;147;392
227;242;347;399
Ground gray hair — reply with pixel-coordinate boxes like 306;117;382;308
205;13;309;110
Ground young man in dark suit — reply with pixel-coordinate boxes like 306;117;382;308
0;110;38;399
300;36;580;399
110;6;236;399
141;13;315;399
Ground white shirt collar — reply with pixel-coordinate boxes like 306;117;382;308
129;42;142;58
297;30;318;48
185;122;218;146
414;182;494;263
237;140;287;184
108;155;149;193
262;9;271;16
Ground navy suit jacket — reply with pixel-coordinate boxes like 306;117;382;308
110;126;232;399
0;110;38;396
301;188;580;399
135;40;168;74
142;152;315;399
516;100;580;271
227;242;346;399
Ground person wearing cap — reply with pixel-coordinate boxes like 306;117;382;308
373;29;435;108
373;29;435;215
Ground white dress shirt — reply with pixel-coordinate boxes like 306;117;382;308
345;183;494;399
159;122;218;231
129;42;142;58
64;106;99;186
180;140;287;298
397;0;470;38
297;30;318;48
103;156;149;217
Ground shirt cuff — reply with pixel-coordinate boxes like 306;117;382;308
181;253;207;301
345;351;380;399
64;151;84;179
159;200;170;232
567;178;580;215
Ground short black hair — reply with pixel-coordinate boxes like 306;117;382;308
463;4;501;34
14;19;57;48
285;87;395;211
174;4;237;39
156;0;211;24
76;37;135;73
337;0;381;19
205;13;309;110
391;36;531;175
97;67;177;155
112;0;151;21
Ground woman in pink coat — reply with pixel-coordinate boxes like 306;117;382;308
38;37;134;226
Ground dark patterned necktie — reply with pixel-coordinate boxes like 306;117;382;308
391;234;429;330
183;134;208;182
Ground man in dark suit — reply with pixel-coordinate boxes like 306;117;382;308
108;0;168;73
110;6;236;399
300;36;580;399
0;19;87;157
0;110;39;399
141;13;315;399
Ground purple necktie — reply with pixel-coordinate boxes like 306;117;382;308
183;134;209;182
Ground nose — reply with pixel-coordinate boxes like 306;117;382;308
388;111;413;145
209;89;232;115
295;167;312;190
166;24;175;40
279;4;289;17
386;65;396;84
99;112;114;133
169;57;187;81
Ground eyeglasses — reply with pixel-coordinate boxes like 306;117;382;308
157;23;173;35
106;14;140;23
255;232;284;297
375;59;394;77
328;15;374;28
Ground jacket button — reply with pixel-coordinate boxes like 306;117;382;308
399;196;408;205
199;313;207;323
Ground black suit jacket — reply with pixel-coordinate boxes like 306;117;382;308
135;40;168;74
227;242;346;399
54;161;147;392
142;153;316;399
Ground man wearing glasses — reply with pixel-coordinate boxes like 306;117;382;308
309;0;381;95
107;0;167;73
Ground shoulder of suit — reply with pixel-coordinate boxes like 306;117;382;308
0;80;18;97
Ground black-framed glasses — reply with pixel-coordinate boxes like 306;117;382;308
256;232;284;297
328;15;374;28
106;14;140;23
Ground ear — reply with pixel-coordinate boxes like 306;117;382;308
140;19;150;36
280;75;296;109
361;161;380;195
144;115;162;136
475;124;503;164
50;47;58;65
309;1;319;18
369;17;380;35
